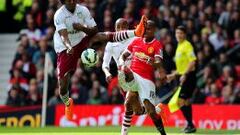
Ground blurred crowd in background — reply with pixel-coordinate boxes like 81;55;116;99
2;0;240;107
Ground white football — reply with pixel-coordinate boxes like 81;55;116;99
81;48;99;67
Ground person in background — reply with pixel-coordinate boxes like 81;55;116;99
167;26;197;133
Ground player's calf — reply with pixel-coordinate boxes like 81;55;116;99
144;100;166;135
121;110;133;135
59;73;74;120
122;99;133;135
59;75;70;106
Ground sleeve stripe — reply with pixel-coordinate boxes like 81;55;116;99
113;33;116;42
125;31;129;39
117;32;121;42
120;32;124;41
155;55;163;59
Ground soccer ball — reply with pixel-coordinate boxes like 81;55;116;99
81;48;99;67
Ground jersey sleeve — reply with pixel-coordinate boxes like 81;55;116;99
82;6;97;27
154;41;163;59
102;43;112;69
186;43;197;62
54;12;66;32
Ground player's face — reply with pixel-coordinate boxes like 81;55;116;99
65;0;77;11
175;29;186;42
115;23;128;31
115;19;128;31
144;22;155;39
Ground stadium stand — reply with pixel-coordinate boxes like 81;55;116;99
0;34;19;104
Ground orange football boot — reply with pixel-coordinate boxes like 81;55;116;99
65;98;73;120
134;15;148;37
155;103;167;124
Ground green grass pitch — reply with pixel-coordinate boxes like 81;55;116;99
0;126;239;135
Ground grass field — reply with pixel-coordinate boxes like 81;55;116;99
0;126;239;135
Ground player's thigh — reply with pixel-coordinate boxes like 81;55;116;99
74;36;90;55
57;37;90;80
124;92;136;111
125;91;138;103
57;51;76;86
133;72;156;105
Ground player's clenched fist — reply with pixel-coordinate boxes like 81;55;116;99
66;46;74;55
105;74;113;83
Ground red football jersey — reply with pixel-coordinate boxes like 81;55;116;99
127;37;163;82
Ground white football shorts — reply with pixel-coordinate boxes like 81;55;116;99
132;72;156;105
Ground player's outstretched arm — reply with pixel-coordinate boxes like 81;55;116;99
102;66;112;83
102;45;113;83
73;23;98;37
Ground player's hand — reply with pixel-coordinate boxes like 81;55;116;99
73;23;84;31
179;74;187;86
166;73;176;82
106;74;113;83
66;46;74;55
159;73;167;84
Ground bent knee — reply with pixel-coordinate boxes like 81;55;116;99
143;99;156;115
124;99;132;109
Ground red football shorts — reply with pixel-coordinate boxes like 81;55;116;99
57;36;90;80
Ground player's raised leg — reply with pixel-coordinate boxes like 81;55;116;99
90;15;147;45
106;15;147;42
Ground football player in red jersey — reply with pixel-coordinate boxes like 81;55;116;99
119;20;167;135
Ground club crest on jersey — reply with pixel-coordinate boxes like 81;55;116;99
147;47;154;54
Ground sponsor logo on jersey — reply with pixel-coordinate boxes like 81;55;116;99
135;52;152;63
